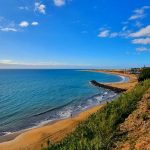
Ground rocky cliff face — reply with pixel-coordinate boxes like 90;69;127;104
113;89;150;150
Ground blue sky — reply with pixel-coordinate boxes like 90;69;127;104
0;0;150;69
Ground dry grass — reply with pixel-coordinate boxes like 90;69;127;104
112;89;150;150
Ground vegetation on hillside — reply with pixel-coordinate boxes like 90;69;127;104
112;88;150;149
138;67;150;82
42;79;150;150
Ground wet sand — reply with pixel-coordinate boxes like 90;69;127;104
0;105;103;150
0;70;137;150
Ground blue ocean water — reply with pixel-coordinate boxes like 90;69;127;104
0;69;126;136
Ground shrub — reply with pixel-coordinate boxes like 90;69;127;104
141;113;149;121
147;102;150;110
138;67;150;82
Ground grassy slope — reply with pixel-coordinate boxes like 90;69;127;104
112;88;150;149
43;80;150;150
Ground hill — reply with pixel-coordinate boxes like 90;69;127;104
43;79;150;150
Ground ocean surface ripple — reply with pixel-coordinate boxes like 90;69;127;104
0;69;127;136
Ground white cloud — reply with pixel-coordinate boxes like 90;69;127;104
132;38;150;45
31;22;39;26
135;21;143;28
35;2;46;14
0;60;14;64
53;0;66;7
97;5;150;53
19;6;29;10
129;8;144;20
110;32;118;38
0;27;17;32
130;25;150;37
98;29;110;38
129;6;150;20
136;47;150;52
19;21;29;27
122;26;127;31
142;6;150;9
0;18;18;32
98;28;120;38
129;8;145;20
0;60;91;69
0;59;69;66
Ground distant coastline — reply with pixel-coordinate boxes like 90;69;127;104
84;69;137;91
79;69;129;83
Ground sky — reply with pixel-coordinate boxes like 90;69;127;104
0;0;150;69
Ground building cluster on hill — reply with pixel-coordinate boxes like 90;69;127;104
128;68;141;74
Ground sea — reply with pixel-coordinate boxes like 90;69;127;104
0;69;128;137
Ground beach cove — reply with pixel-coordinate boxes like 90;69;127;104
0;70;137;150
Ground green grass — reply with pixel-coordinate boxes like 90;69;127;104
141;113;149;121
42;80;150;150
138;67;150;81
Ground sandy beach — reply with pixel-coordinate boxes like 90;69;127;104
0;70;137;150
0;105;103;150
90;69;138;91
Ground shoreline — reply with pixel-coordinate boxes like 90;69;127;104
85;69;137;91
0;91;118;143
79;69;129;84
0;105;104;150
0;70;137;150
